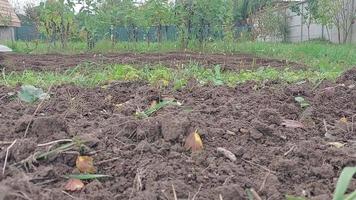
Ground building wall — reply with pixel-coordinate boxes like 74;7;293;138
261;1;356;43
0;26;15;41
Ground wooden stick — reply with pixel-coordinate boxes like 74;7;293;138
24;85;52;137
2;139;17;175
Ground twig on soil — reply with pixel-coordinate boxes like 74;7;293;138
8;192;32;200
223;175;234;185
242;158;277;175
250;188;263;200
323;119;328;133
23;85;53;137
312;77;325;91
352;114;356;133
172;184;178;200
284;145;296;156
161;190;170;200
1;68;9;86
37;139;73;147
219;194;223;200
97;157;120;165
14;141;76;170
62;191;79;199
0;141;13;145
191;184;202;200
2;139;17;175
258;172;270;192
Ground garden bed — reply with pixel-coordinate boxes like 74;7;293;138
0;52;303;72
0;68;355;200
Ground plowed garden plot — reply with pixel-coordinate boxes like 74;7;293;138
0;68;355;200
0;52;303;72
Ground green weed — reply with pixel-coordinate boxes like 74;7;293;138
7;40;355;73
0;64;341;88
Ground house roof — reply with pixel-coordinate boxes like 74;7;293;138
0;0;21;27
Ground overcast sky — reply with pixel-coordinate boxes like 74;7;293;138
9;0;147;13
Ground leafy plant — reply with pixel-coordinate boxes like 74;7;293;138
18;85;49;103
295;96;310;108
66;174;111;180
333;167;356;200
213;65;224;86
136;99;181;119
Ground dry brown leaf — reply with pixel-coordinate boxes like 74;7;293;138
64;179;84;191
281;119;305;128
76;156;96;173
184;130;203;152
339;117;348;124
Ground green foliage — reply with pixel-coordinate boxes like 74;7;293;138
136;99;181;119
0;63;340;88
213;65;224;86
38;0;76;48
285;195;306;200
295;96;310;108
333;167;356;200
252;7;288;41
66;174;111;180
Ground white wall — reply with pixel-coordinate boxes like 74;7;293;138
263;1;356;43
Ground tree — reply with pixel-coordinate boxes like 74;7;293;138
77;0;104;49
38;0;76;48
318;0;356;43
291;0;319;40
142;0;172;43
252;6;288;41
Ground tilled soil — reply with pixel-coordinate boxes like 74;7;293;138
0;52;303;72
0;68;355;200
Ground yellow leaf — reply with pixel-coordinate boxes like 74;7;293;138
76;156;96;173
184;130;203;152
64;179;84;192
327;142;345;148
339;117;348;124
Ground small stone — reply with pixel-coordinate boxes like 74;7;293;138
239;128;249;134
217;147;237;162
348;84;355;89
226;130;236;135
249;128;263;140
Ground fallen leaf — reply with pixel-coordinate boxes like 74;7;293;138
76;156;96;173
327;142;345;148
239;128;249;134
339;117;348;124
281;119;305;128
184;130;203;152
64;179;84;191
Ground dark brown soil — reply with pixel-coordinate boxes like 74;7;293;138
0;52;303;72
0;69;355;200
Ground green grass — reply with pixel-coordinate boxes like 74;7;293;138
5;40;355;74
0;63;340;89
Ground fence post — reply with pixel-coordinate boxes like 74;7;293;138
300;3;303;42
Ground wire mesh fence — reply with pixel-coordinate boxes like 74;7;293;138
15;24;252;43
